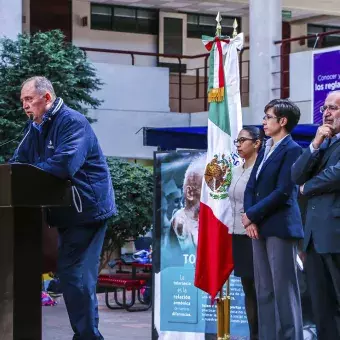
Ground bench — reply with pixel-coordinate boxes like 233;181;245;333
98;274;152;312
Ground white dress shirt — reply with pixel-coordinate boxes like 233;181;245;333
309;132;340;153
256;134;290;179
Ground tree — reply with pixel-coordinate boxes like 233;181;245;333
101;157;153;270
0;29;103;163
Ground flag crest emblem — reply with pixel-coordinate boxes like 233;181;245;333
204;154;233;200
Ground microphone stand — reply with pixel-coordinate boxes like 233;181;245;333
0;115;33;148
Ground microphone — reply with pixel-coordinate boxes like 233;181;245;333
0;116;33;148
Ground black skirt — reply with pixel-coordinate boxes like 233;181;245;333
232;234;254;278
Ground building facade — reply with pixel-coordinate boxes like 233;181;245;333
1;0;340;159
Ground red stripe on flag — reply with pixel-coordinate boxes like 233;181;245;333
205;41;214;51
215;40;224;89
194;202;234;300
204;38;230;52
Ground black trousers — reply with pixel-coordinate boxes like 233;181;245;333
306;241;340;340
241;277;259;340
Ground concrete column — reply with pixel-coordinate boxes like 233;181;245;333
0;0;22;40
249;0;282;124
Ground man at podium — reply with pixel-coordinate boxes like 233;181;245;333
10;76;116;340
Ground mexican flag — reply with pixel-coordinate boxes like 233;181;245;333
194;33;244;300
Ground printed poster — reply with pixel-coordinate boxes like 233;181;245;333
152;151;249;340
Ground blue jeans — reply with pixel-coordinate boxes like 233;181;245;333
57;221;107;340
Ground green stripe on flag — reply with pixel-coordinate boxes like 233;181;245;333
207;42;231;135
209;95;231;136
208;43;214;92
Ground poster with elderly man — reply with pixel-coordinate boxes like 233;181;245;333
152;151;249;340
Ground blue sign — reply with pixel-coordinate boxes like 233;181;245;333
313;47;340;124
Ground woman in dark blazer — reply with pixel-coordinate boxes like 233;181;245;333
242;99;304;340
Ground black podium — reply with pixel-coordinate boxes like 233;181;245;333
0;164;71;340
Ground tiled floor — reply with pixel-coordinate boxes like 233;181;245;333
42;293;152;340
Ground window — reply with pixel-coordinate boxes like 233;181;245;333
187;14;239;39
90;4;158;35
91;5;112;30
307;24;340;48
164;17;183;55
137;9;158;34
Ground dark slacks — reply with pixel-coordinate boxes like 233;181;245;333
57;221;107;340
241;277;258;340
305;241;340;340
253;237;303;340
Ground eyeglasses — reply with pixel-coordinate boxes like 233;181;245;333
233;137;255;146
320;105;340;113
263;115;280;121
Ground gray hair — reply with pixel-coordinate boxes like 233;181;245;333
183;153;206;191
327;90;340;98
21;76;56;99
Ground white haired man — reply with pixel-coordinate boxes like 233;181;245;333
170;155;206;252
292;90;340;340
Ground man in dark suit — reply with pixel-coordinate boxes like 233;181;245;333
292;90;340;340
243;99;304;339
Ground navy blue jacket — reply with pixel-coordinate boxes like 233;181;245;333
11;99;116;227
244;135;304;239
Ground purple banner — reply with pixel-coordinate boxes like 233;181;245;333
313;48;340;124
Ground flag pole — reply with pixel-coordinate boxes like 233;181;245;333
223;20;238;340
223;280;231;339
217;289;225;339
213;16;238;340
214;12;227;340
216;12;225;340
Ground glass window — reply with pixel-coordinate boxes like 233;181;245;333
187;13;240;39
137;9;158;34
220;18;234;27
324;26;340;47
91;5;112;30
164;17;183;55
307;25;323;48
308;25;323;34
114;7;136;33
307;24;340;48
90;4;158;35
187;14;199;25
137;9;156;20
114;7;135;18
199;15;216;27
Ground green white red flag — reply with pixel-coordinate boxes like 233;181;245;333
194;33;244;300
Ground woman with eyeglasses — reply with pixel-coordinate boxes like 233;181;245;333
243;99;304;340
229;126;263;340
